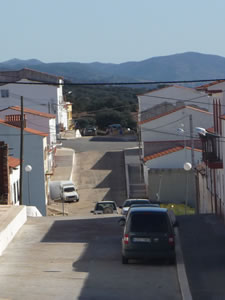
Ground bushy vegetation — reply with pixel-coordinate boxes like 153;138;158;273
64;85;147;130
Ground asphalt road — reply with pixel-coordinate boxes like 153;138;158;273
62;135;138;152
0;215;182;300
49;136;137;216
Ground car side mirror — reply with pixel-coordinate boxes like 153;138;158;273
118;217;126;226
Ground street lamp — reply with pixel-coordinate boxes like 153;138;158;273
184;162;192;214
177;124;187;161
25;165;32;205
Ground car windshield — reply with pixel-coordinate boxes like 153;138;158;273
64;187;75;192
130;213;169;233
124;200;149;207
96;203;116;211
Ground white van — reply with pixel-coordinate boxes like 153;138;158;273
49;181;79;202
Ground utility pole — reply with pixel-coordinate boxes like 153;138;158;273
189;114;195;167
19;96;24;205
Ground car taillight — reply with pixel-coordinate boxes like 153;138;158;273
168;236;174;245
124;234;129;244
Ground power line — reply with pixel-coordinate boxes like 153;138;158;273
0;78;224;86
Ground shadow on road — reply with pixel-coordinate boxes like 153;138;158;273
41;217;181;300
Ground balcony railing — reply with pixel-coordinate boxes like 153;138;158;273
201;133;223;169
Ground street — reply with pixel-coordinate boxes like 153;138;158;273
49;136;137;215
0;215;181;300
0;136;182;299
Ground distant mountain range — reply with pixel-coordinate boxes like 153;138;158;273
1;52;225;83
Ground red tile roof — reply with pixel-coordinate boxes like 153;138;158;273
10;106;56;118
0;119;48;137
143;146;184;162
196;80;225;90
8;156;20;168
143;146;202;162
139;105;212;125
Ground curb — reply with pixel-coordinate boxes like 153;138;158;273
175;228;193;300
70;148;75;182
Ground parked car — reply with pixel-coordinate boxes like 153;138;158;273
120;199;150;216
121;206;177;264
83;127;97;136
91;201;118;214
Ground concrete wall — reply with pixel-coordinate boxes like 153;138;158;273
148;168;196;207
0;206;27;256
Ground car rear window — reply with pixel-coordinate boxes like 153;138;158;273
130;213;169;233
96;203;116;210
124;200;149;207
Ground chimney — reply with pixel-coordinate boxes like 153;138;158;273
0;141;10;204
5;114;26;128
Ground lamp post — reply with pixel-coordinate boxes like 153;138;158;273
184;162;192;214
25;165;32;205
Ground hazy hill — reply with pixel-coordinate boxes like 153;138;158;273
1;52;225;82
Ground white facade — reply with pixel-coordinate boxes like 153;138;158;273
0;121;48;215
144;148;202;169
0;74;67;131
140;106;213;143
0;107;56;145
9;164;20;205
138;85;213;121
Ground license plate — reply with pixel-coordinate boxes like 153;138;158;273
133;237;151;243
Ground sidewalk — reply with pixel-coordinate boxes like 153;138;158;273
177;214;225;300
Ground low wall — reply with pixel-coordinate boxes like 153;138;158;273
0;206;27;256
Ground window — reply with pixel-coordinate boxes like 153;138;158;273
1;89;9;98
130;213;169;233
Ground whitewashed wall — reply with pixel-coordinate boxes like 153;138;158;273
0;78;67;131
138;86;213;118
141;107;213;143
9;166;20;205
0;123;47;215
145;148;202;169
0;108;56;145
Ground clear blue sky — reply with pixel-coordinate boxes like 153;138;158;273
1;0;225;64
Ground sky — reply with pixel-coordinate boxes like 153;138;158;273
1;0;225;64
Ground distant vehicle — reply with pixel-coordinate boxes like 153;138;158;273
120;199;150;216
91;201;118;214
49;181;79;202
83;127;97;136
121;206;178;264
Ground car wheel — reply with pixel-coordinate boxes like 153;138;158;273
122;256;128;264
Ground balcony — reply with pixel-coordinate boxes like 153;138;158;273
200;133;223;169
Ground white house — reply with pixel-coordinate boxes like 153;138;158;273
0;106;57;173
194;81;225;218
0;68;68;132
138;85;212;123
0;117;48;215
139;105;213;144
143;146;202;207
